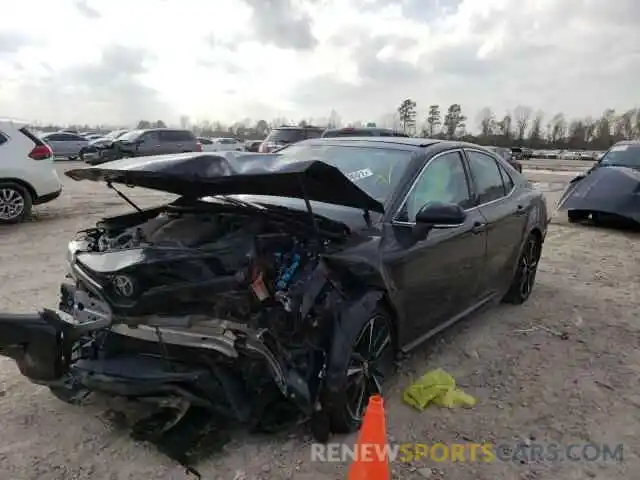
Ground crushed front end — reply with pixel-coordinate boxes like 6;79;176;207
0;203;354;431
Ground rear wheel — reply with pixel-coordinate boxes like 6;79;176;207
0;182;32;224
326;307;395;434
502;233;541;304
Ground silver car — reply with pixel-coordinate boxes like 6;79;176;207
41;132;89;159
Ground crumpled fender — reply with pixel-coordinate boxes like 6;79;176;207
557;166;640;223
0;309;77;383
323;289;385;394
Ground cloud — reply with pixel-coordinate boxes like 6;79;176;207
73;0;101;19
0;0;638;126
0;31;35;55
290;0;640;125
242;0;318;51
12;45;174;125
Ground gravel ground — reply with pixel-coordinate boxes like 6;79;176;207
0;165;638;480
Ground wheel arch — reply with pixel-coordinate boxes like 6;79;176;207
0;178;37;201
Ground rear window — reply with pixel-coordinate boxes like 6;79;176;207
599;143;640;169
274;143;414;204
19;127;45;146
265;128;323;144
198;137;212;145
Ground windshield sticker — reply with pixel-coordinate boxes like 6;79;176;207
346;168;374;182
610;145;628;152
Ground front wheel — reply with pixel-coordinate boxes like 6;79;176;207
0;182;32;224
502;233;541;304
325;307;395;434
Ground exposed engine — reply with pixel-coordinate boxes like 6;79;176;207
60;206;345;419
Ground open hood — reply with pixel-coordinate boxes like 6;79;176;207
65;152;385;214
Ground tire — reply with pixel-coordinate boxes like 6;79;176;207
0;182;33;224
502;233;541;305
568;210;589;223
49;379;90;405
325;306;395;434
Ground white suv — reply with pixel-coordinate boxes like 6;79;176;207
0;119;63;223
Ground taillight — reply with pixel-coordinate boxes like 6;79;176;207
195;142;202;152
29;144;53;160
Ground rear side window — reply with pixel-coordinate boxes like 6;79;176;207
0;133;7;146
498;162;515;192
466;150;508;204
159;130;195;142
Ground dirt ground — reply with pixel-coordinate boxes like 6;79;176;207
0;164;638;480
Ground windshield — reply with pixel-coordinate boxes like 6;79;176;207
265;129;307;144
117;130;144;142
274;143;414;204
599;144;640;168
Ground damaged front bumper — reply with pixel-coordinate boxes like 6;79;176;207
0;281;318;420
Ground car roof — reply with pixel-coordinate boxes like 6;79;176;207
273;125;325;130
292;136;446;149
613;140;640;146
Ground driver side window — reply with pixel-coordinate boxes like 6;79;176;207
397;150;473;222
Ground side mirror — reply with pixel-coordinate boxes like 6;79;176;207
415;202;467;227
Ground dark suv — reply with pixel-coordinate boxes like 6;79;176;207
87;128;201;164
321;127;409;138
258;126;325;153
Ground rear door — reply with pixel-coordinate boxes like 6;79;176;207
463;148;528;295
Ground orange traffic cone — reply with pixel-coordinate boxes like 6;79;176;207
347;395;390;480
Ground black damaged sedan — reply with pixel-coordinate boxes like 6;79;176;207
0;138;548;442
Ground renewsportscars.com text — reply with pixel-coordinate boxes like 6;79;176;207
310;442;624;464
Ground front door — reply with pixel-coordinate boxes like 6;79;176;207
384;149;488;347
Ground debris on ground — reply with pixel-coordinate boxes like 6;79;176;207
403;369;476;411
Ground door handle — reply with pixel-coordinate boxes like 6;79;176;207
471;221;487;234
515;205;527;216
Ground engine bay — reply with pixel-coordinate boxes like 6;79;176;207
64;205;347;369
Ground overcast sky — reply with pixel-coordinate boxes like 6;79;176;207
0;0;638;127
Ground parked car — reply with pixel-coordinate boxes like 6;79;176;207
79;129;129;162
198;137;245;152
41;131;89;160
258;125;325;152
87;128;201;164
0;138;548;448
558;140;640;225
245;139;263;152
0;119;62;223
82;133;104;141
485;146;523;172
321;127;410;138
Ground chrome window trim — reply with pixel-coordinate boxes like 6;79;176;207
463;148;517;206
391;147;518;226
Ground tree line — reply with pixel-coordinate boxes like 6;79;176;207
32;103;640;151
395;99;640;151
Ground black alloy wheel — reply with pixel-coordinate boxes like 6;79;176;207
502;233;541;304
327;308;395;433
